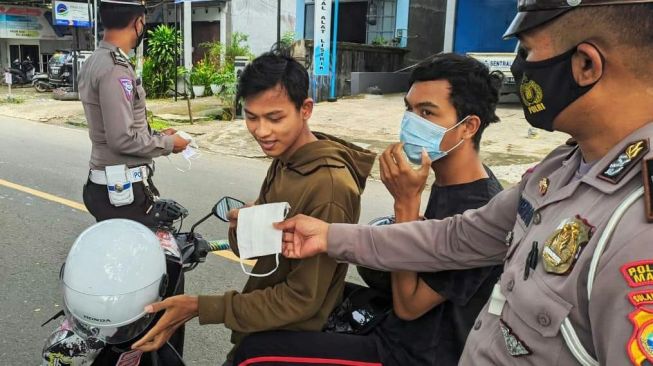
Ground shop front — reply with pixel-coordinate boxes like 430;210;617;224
0;4;72;72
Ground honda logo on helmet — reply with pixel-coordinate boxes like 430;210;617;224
83;314;111;323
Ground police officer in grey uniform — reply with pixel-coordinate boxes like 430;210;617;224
277;1;653;365
80;0;188;226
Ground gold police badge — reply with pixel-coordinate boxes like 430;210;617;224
542;216;594;275
520;77;546;115
539;177;549;196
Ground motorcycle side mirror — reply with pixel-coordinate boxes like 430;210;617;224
214;196;246;222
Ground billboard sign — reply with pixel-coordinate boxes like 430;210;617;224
53;1;91;28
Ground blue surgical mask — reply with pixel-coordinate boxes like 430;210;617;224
399;111;468;164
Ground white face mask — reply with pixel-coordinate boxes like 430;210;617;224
167;147;200;172
168;132;200;172
236;202;290;277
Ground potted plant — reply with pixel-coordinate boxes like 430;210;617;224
190;62;211;97
177;66;190;96
210;72;223;95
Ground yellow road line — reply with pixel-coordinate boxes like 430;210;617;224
0;178;253;266
0;178;88;212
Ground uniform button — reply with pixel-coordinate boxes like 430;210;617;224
537;313;551;327
533;212;542;225
506;279;515;292
474;319;482;330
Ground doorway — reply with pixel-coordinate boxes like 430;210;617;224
192;21;219;65
9;44;41;72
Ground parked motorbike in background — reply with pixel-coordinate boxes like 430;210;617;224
5;57;35;85
33;51;74;92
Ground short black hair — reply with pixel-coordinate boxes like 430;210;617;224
409;53;502;150
549;4;653;77
236;47;309;110
99;3;144;30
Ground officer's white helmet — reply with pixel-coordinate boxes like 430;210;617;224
62;219;167;344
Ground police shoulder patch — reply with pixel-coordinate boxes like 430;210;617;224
627;307;653;365
119;78;134;101
598;139;649;184
622;260;653;288
629;289;653;308
111;51;131;68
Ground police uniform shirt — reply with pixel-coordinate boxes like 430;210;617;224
326;122;653;365
79;41;173;170
372;166;503;366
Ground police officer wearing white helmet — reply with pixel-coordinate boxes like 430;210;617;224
271;0;653;365
80;0;188;227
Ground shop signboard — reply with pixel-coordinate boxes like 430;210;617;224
53;1;92;28
313;0;332;76
0;5;60;39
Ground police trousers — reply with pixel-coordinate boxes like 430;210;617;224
82;174;159;228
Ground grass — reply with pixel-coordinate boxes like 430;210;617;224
150;117;172;130
1;95;24;104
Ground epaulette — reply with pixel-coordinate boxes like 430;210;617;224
111;51;131;68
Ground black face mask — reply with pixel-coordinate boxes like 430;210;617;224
134;19;145;49
510;44;603;132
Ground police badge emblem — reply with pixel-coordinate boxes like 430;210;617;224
539;177;549;196
599;139;649;184
628;307;653;365
542;216;594;275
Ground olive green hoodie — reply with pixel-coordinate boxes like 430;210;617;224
197;132;376;354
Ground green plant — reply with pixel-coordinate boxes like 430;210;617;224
281;31;296;47
372;35;388;46
200;40;225;70
190;60;214;90
1;95;24;104
226;32;254;64
212;65;237;120
145;24;181;98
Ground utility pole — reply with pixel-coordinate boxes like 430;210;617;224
93;0;98;49
277;0;281;45
183;0;192;70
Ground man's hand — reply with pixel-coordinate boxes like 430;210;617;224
131;295;199;352
380;143;431;210
227;202;254;229
172;134;190;153
228;208;240;229
160;128;177;136
275;215;329;259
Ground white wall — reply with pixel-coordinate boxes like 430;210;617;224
191;5;222;22
230;0;297;56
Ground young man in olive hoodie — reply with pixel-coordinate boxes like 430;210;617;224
132;50;376;363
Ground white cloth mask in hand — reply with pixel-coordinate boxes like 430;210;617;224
236;202;290;277
168;131;200;172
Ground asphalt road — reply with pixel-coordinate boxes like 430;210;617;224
0;116;409;365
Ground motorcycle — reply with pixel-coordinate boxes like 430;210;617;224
5;57;35;85
33;51;74;93
41;196;245;366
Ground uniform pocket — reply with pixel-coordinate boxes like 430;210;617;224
509;271;573;337
496;270;574;365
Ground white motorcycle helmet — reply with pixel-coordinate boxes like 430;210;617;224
62;219;167;344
